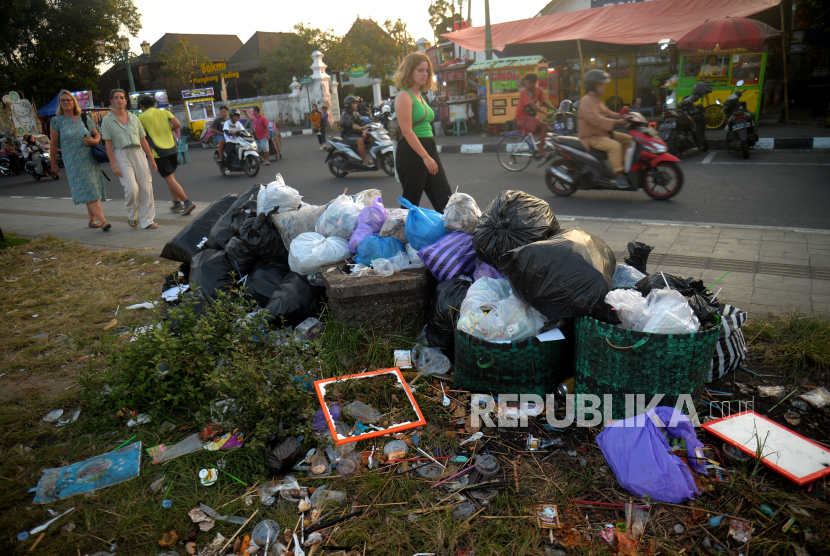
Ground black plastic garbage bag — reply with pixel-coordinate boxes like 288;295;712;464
423;276;472;357
161;193;239;264
264;272;323;327
224;236;257;278
189;248;236;298
498;228;616;320
624;241;654;274
246;259;290;307
205;187;259;250
231;199;257;236
240;211;288;262
635;273;722;322
473;190;560;269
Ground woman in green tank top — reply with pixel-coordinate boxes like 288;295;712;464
393;52;452;213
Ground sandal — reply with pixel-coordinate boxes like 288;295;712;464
128;219;138;228
144;222;159;229
88;219;101;228
101;221;112;232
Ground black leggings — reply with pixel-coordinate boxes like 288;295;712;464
397;136;452;213
316;127;326;145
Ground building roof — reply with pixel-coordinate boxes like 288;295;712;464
345;18;389;40
150;33;243;61
229;32;296;73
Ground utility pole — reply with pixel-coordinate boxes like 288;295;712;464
484;0;493;60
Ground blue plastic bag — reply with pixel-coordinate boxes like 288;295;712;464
356;234;405;266
596;406;707;504
398;197;447;251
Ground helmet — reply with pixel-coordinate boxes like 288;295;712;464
559;99;573;113
692;82;713;96
229;108;240;117
584;70;611;93
344;95;358;106
381;104;391;114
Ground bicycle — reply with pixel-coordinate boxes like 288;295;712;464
496;129;556;172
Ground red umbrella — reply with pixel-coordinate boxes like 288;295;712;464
676;17;781;51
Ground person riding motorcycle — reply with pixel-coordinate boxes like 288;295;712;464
340;95;374;166
578;69;631;189
21;134;47;176
221;108;245;175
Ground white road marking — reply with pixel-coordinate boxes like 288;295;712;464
814;138;830;150
756;138;775;149
701;153;716;164
710;161;830;166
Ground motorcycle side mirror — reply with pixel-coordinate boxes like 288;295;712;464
736;80;744;86
667;98;674;105
716;99;721;105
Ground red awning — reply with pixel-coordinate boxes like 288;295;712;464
442;0;780;52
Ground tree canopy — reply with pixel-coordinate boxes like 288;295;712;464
0;0;141;105
429;0;456;38
157;38;210;92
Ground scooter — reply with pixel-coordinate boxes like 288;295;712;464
213;129;260;177
0;154;26;176
325;122;395;178
546;110;683;200
719;80;758;159
661;93;708;156
25;147;58;181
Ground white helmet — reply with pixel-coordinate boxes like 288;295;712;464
381;104;392;114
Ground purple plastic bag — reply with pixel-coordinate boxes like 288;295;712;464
419;231;477;282
473;261;505;281
596;407;707;504
312;404;342;431
349;197;389;254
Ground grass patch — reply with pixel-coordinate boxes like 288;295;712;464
744;310;830;383
0;232;30;250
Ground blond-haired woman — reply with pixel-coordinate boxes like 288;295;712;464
394;52;451;212
49;90;111;230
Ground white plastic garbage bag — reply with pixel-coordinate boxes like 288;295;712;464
371;251;411;277
288;232;351;275
611;263;647;289
457;277;546;342
353;189;383;206
442;192;481;234
605;289;648;331
406;243;425;268
379;208;408;244
257;174;303;215
641;289;700;334
315;195;363;239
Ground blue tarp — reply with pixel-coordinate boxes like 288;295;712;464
37;93;60;117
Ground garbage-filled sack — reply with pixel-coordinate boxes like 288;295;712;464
379;208;408;244
473;190;560;268
349;197;389;253
596;406;707;504
606;288;700;334
422;276;472;355
411;343;452;375
371;251;410;277
457;277;546;342
635;273;721;322
257;174;302;215
246;259;290;307
442;191;481;234
353;189;382;206
398;197;447;251
263;272;323;326
498;228;615;321
161;193;239;264
224;236;257;277
288;232;351;276
356;234;405;266
624;241;654;274
418;231;476;282
273;203;328;247
231;198;257;236
708;304;748;381
473;262;505;282
206;185;259;250
190;249;235;298
316;194;363;239
612;263;647;289
239;211;288;261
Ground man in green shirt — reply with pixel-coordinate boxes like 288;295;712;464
137;95;195;215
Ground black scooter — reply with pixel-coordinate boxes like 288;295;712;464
0;154;26;176
719;80;758;159
660;93;708;157
25;146;58;181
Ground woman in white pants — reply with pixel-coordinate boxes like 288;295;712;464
101;89;158;229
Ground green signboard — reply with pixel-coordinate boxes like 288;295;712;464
349;65;365;78
299;76;312;85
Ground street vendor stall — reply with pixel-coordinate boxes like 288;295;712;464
181;88;216;136
468;56;548;125
437;59;476;127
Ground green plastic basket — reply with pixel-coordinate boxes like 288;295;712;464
574;316;721;420
453;329;573;397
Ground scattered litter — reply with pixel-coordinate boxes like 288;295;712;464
42;409;64;422
784;411;801;426
198;503;247;525
252;519;280;547
758;385;787;398
126;301;158;310
199;468;218;486
800;386;830;408
411;344;451;375
393;349;412;369
148;432;202;464
102;318;118;330
126;413;151;427
158;530;179;547
728;519;751;543
161;284;190;301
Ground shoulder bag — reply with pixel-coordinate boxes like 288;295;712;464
81;114;110;164
389;93;427;142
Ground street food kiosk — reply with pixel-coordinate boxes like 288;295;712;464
467;56;548;125
437;59;476;125
663;49;766;128
182;88;216;136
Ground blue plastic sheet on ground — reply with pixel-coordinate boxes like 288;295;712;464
398;197;447;251
33;441;142;503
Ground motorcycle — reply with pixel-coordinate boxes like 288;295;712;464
326;122;395;178
213;129;260;177
546;110;683;200
25;146;58;181
661;93;709;157
201;118;221;148
0;153;26;176
719;80;758;159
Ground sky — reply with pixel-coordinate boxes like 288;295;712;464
119;0;552;60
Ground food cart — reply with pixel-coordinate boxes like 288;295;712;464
437;59;476;126
663;49;766;129
467;56;548;125
182;88;216;136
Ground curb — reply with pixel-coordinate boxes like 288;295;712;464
280;129;313;138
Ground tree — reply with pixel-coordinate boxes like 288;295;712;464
383;19;417;60
0;0;141;105
254;34;315;95
343;19;403;78
429;0;456;38
293;23;351;73
157;38;210;92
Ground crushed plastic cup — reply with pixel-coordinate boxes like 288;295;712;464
383;440;409;460
252;519;280;546
336;454;360;478
474;454;500;476
452;502;477;520
416;463;444;479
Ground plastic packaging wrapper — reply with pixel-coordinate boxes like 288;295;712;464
264;272;323;326
353;189;382;206
371;251;411;277
423;276;472;355
198;503;247;526
190;249;236;298
411;343;452;375
418;231;477;282
398;197;447;251
624;241;654;274
612;263;646;289
473;190;560;269
295;316;323;341
246;259;290;307
442;192;481;234
606;288;700;334
379;208;408;243
709;305;748;381
605;289;649;331
349;197;389;253
257;174;302;215
498;228;615;321
206;185;259;250
596;406;707;504
288;232;351;276
343;401;381;423
406;244;425;268
224;236;257;278
239;211;288;262
355;234;405;266
473;262;504;281
273;203;327;247
316;194;363;239
457;277;546;342
635;272;721;322
161;193;238;264
149;432;202;464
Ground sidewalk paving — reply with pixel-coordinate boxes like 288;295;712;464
2;196;829;318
